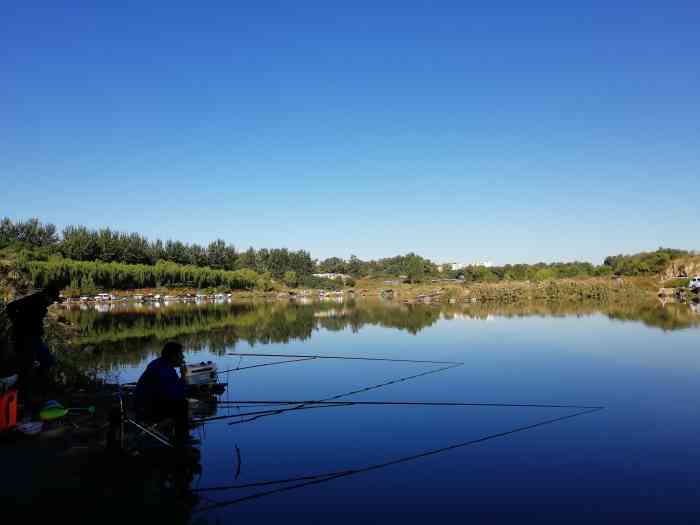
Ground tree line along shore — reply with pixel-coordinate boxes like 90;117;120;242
1;217;698;302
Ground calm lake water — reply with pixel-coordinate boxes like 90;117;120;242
61;298;700;524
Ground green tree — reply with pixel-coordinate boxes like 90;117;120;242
348;255;363;277
255;272;275;292
318;257;346;274
237;247;257;271
283;271;298;288
405;255;425;283
533;268;555;282
80;275;98;295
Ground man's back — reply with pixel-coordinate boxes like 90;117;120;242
134;356;184;417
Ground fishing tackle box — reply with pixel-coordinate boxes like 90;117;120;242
182;361;218;386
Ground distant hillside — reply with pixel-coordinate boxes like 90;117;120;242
602;248;692;276
660;255;700;281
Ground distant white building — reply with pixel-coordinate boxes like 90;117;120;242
313;273;351;281
438;262;461;272
438;260;494;272
438;262;469;272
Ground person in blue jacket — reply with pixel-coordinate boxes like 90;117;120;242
134;341;189;444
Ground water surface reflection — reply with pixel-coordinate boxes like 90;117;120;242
58;298;700;523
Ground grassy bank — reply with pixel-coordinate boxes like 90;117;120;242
347;276;654;304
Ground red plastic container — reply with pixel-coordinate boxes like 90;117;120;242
0;389;18;430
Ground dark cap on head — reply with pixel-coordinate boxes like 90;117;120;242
6;284;62;319
6;288;53;326
42;283;62;303
161;341;184;360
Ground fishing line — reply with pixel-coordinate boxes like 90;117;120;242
193;362;461;425
207;397;601;425
217;356;318;375
225;352;463;366
218;399;604;410
194;471;350;492
234;445;242;480
202;353;464;425
193;406;603;512
190;363;462;425
226;363;464;425
193;402;350;424
319;363;463;401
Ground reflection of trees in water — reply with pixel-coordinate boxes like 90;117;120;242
604;301;700;331
60;301;443;370
316;302;441;335
441;300;700;331
60;298;699;371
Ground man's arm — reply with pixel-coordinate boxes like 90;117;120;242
159;365;186;401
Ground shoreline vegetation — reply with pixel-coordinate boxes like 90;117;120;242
41;276;658;304
1;217;698;307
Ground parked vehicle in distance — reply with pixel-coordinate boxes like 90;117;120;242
690;276;700;292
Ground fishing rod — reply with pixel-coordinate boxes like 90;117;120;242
201;354;464;425
225;352;464;366
193;401;350;424
216;399;605;410
318;363;463;401
194;470;349;492
217;356;318;375
192;362;462;425
205;397;603;424
231;363;463;426
193;406;604;512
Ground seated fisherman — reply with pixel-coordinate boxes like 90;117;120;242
134;341;190;445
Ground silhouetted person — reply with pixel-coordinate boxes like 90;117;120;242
134;341;190;446
6;284;61;415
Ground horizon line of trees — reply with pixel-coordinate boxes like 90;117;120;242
0;217;444;282
454;248;691;282
0;217;314;277
24;258;266;294
1;217;694;285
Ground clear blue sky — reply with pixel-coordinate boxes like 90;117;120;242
2;2;698;264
